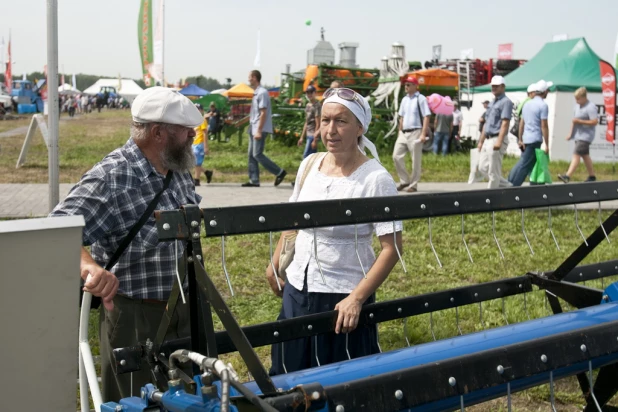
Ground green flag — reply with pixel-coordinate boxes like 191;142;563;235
138;0;153;87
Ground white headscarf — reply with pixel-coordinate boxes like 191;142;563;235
322;92;380;163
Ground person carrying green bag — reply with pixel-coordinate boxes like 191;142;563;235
530;148;552;185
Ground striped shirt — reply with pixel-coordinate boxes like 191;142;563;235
50;138;201;300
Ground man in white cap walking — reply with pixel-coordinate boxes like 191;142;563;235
49;86;203;402
508;80;551;186
477;75;514;188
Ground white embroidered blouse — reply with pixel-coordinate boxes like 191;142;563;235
286;153;403;294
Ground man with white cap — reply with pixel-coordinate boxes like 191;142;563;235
477;75;514;188
508;80;551;186
49;86;203;401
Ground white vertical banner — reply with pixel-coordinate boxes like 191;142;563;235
72;73;76;89
254;29;261;67
432;45;442;61
614;32;618;69
150;0;164;84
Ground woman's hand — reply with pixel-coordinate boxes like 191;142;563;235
265;264;285;297
334;295;363;334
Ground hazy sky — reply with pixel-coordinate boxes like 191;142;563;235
1;0;617;86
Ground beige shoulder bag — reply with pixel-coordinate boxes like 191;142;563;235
278;153;322;280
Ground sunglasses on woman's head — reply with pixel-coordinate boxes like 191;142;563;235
323;88;366;115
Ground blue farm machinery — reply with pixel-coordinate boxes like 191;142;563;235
77;181;618;412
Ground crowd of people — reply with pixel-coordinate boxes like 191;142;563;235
58;93;129;117
49;69;604;403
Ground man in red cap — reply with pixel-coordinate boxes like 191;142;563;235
392;75;431;192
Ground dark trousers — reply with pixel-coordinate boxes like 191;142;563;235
270;273;378;376
508;142;542;186
448;125;460;153
99;294;191;402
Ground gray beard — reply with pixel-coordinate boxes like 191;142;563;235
161;141;195;173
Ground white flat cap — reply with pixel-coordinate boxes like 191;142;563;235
131;86;204;128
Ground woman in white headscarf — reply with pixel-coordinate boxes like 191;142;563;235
266;88;403;375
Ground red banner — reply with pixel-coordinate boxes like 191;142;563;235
600;59;616;144
5;36;11;94
498;43;513;60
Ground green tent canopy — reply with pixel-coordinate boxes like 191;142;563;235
475;38;614;93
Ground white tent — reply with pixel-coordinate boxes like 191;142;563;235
83;79;144;103
58;83;81;95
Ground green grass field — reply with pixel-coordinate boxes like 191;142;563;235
2;111;614;410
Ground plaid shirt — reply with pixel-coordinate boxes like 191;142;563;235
50;138;201;300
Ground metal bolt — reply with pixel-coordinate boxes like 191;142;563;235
141;389;146;399
115;406;123;412
304;213;311;220
497;365;504;374
598;269;602;274
191;221;199;228
541;354;548;363
259;216;265;223
543;194;547;200
308;325;313;331
454;201;460;207
120;359;126;366
196;255;202;261
581;344;587;353
397;307;402;313
569;192;573;198
369;313;374;319
474;293;478;298
384;207;390;213
209;220;217;227
346;210;352;216
486;199;490;204
421;204;426;210
450;297;455;303
580;273;583;278
515;196;520;201
424;302;429;308
274;331;279;337
497;288;501;293
187;257;194;263
603;295;609;301
192;232;200;239
336;405;345;412
449;377;456;387
395;390;403;400
594;190;598;195
312;391;320;400
518;284;523;289
162;223;171;231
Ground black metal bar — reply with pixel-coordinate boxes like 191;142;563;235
562;259;618;283
320;319;618;411
550;209;618;281
170;181;618;238
529;274;604;309
192;257;278;395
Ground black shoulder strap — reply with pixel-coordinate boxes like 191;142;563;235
416;93;423;119
104;170;173;271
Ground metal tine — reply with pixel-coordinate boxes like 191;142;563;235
507;382;512;412
428;217;442;267
588;360;603;411
501;297;509;325
573;204;588;247
403;318;411;347
354;225;367;279
492;211;505;260
598;201;611;244
549;371;558;412
522;285;531;321
281;342;288;374
461;215;473;263
451;297;463;335
345;333;351;360
221;236;235;297
460;395;465;411
392;221;407;273
314;336;321;366
267;232;281;292
548;207;561;250
174;240;187;304
478;301;485;329
521;209;534;255
376;328;382;353
312;229;327;284
429;312;437;341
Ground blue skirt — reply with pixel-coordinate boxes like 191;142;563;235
269;271;378;375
